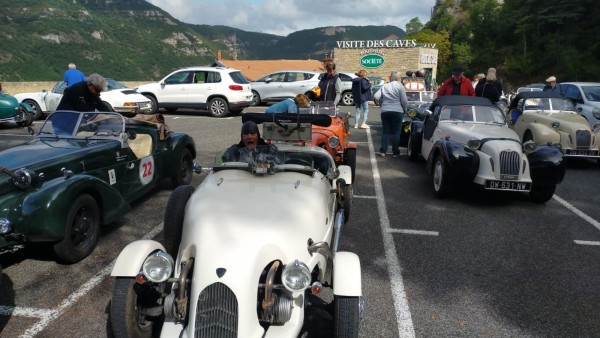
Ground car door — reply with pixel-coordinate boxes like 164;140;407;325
259;72;287;101
186;70;216;105
159;70;194;104
45;81;67;112
280;72;314;98
118;130;161;201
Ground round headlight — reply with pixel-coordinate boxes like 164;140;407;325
13;168;32;189
0;218;12;234
282;259;311;292
142;251;174;283
408;110;417;118
593;123;600;132
467;138;481;150
327;136;340;148
523;140;537;154
551;121;560;129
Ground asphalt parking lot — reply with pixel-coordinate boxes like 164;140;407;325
1;105;600;337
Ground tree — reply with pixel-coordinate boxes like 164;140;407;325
405;17;424;35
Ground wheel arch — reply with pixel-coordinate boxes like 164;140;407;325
111;240;166;277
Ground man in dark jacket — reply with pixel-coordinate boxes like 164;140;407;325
222;121;275;163
56;73;111;112
318;62;342;105
437;67;475;97
475;68;504;101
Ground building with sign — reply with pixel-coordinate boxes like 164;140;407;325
333;34;438;86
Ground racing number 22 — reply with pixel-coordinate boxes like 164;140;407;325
142;161;153;177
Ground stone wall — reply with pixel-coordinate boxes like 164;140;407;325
1;81;150;95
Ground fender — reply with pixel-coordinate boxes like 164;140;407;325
525;124;560;144
337;164;352;185
18;102;33;113
161;133;197;178
427;139;479;182
409;120;424;149
21;175;130;241
527;144;566;184
333;251;362;296
111;240;166;276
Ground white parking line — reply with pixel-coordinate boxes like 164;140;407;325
366;129;415;337
574;240;600;246
388;229;439;236
553;194;600;232
12;223;164;337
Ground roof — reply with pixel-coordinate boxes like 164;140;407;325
213;59;325;81
509;91;564;109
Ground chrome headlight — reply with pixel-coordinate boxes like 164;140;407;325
0;218;12;234
142;251;174;283
467;138;481;150
551;121;560;130
408;110;417;118
13;168;32;189
523;140;537;154
592;108;600;120
327;136;340;148
282;259;311;292
593;123;600;132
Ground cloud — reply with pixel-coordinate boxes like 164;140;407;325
148;0;434;36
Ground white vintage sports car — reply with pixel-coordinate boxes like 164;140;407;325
14;79;151;120
110;114;362;338
407;96;566;203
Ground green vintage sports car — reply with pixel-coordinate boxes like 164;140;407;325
0;110;196;266
0;89;34;128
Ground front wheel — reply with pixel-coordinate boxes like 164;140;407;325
341;91;354;106
16;108;33;127
407;133;419;161
251;91;261;106
529;184;556;203
209;97;230;117
23;99;43;120
432;155;450;198
110;277;159;338
171;148;193;187
336;179;353;223
334;296;360;338
164;185;195;257
53;194;100;263
343;148;357;183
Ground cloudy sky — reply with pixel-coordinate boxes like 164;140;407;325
147;0;437;36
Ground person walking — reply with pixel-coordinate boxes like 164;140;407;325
351;70;372;129
64;63;86;88
437;66;475;96
373;71;408;158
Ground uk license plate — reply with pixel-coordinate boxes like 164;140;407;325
485;180;531;191
565;149;599;156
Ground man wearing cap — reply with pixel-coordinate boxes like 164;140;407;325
222;121;274;162
437;66;475;97
56;73;111;112
543;76;562;94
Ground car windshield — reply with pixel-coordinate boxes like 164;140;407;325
522;98;575;111
581;86;600;102
215;145;330;176
106;79;127;91
440;104;506;123
37;111;125;139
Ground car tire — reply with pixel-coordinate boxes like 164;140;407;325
336;178;352;223
143;95;158;114
251;91;261;106
343;148;357;183
171;148;193;187
164;185;195;257
334;296;360;338
529;184;556;203
341;91;354;106
110;277;157;338
407;133;419;161
16;107;33;127
209;97;230;117
432;155;450;198
23;99;43;120
53;194;100;263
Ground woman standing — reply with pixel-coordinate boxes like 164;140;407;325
373;71;408;157
351;70;372;128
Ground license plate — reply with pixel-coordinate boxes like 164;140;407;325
565;149;599;157
485;180;531;191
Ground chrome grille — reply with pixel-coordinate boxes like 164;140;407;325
195;282;238;338
499;150;520;178
575;130;591;149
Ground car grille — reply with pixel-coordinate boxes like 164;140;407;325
575;130;591;149
499;150;520;178
195;282;238;338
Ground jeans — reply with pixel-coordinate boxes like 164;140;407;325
354;100;369;125
380;111;403;155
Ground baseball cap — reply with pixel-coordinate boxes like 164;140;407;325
451;66;464;75
241;121;259;134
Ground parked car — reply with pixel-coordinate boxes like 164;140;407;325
507;86;542;103
250;70;320;106
110;114;362;338
14;79;152;120
135;66;253;117
401;92;437;146
0;89;34;127
508;91;600;160
319;71;357;106
561;82;600;128
407;96;565;203
0;111;196;267
369;76;385;102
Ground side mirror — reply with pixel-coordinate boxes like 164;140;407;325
265;78;273;83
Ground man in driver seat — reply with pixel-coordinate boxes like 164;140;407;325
222;121;275;162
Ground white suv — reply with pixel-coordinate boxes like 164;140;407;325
561;82;600;127
135;66;253;117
